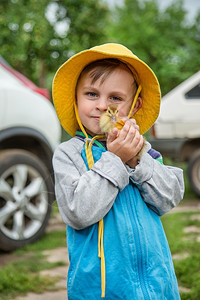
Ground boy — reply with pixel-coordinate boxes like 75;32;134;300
52;43;184;299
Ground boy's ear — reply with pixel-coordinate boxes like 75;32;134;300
130;97;143;117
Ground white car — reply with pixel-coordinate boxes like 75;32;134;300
149;71;200;197
0;57;61;251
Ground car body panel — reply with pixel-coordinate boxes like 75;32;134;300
154;71;200;139
0;63;61;151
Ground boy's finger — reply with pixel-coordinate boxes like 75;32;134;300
118;122;132;140
107;128;118;143
131;133;143;151
125;119;140;131
128;118;136;125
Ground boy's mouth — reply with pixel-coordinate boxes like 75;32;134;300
92;116;100;121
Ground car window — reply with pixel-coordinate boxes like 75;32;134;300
185;82;200;99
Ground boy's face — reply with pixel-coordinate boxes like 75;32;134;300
76;66;140;136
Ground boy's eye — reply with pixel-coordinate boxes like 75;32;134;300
87;92;97;98
110;96;122;102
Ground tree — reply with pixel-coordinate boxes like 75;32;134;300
0;0;108;90
106;0;200;95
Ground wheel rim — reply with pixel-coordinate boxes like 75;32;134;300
0;164;49;240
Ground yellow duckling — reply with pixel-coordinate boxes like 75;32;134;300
99;104;125;133
99;104;149;158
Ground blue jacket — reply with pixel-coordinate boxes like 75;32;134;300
66;145;180;300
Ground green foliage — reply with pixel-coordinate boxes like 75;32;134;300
1;0;200;96
65;0;108;53
0;0;108;90
106;0;200;95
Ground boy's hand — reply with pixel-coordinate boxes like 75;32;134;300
106;119;144;166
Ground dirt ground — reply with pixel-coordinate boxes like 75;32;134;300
1;198;200;300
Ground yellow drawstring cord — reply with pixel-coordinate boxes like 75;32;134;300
98;219;105;298
128;85;142;119
74;104;106;298
73;84;142;298
85;136;105;298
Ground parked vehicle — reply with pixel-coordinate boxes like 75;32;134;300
149;71;200;197
0;57;61;251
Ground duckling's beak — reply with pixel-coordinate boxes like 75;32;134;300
111;115;117;123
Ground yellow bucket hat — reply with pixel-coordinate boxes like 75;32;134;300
52;43;161;136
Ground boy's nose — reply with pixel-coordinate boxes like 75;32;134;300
96;98;108;111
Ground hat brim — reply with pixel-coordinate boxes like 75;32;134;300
53;44;161;136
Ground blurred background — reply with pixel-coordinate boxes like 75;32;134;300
0;0;200;300
1;0;199;94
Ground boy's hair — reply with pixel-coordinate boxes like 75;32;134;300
76;58;138;97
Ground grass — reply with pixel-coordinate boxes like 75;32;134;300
163;156;199;200
0;255;61;300
162;212;200;300
15;230;66;254
161;157;200;298
0;229;67;300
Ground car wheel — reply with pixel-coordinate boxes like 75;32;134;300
187;149;200;197
0;149;54;251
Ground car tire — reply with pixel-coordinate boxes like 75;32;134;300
187;149;200;197
0;149;54;251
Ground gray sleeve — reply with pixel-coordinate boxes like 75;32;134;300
52;144;129;230
128;153;185;216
